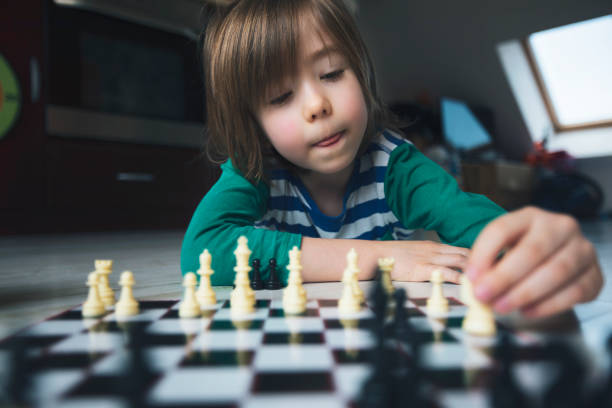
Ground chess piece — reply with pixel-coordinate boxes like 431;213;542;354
6;338;32;407
377;257;395;295
179;272;201;318
230;236;256;315
196;249;217;306
357;350;394;408
265;258;282;290
339;254;362;314
346;248;364;304
115;271;140;317
585;334;612;408
121;325;154;407
250;258;264;290
489;333;531;408
426;269;449;315
370;268;388;339
95;259;115;308
393;288;412;342
82;271;106;317
543;341;586;408
357;270;393;408
282;246;307;314
396;329;432;408
461;275;496;337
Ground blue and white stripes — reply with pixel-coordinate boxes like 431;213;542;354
254;130;415;241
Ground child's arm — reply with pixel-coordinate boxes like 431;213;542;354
181;157;472;285
181;161;301;285
384;142;507;249
300;237;469;283
466;206;603;318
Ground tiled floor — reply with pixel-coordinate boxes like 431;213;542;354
0;230;186;338
0;218;611;340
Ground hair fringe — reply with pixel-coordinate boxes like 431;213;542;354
200;0;402;185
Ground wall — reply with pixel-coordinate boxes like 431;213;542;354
354;0;612;211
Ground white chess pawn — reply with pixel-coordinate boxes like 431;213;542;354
426;269;449;315
82;271;106;318
377;257;395;295
196;249;217;307
179;272;201;318
115;271;140;317
460;275;496;337
95;259;115;308
283;246;307;314
338;263;362;314
346;248;364;304
230;236;255;315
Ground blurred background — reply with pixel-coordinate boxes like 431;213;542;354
0;0;611;234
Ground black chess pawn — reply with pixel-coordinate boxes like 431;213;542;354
490;332;532;408
392;323;433;408
370;269;388;323
265;258;282;290
121;325;156;408
542;341;586;408
250;258;264;290
357;354;394;408
357;269;394;408
585;333;612;408
4;338;33;407
392;288;412;343
358;270;393;408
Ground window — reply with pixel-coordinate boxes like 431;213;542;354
525;15;612;131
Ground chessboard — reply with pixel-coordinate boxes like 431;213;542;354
2;291;611;408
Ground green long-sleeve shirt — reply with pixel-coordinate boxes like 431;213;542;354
181;130;505;285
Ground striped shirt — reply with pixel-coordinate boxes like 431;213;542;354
254;130;415;240
181;128;505;285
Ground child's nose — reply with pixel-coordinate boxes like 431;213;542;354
303;90;332;123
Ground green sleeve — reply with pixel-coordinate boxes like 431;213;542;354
180;161;302;286
384;143;506;248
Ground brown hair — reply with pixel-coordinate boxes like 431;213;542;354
202;0;392;183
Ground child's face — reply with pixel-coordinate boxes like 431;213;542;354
257;26;368;179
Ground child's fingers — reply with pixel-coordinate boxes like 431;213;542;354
489;237;591;313
398;264;462;284
439;268;462;284
466;208;533;281
520;264;603;318
472;219;573;304
432;253;468;270
438;243;470;257
424;266;461;284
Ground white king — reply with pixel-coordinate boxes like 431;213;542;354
283;246;307;314
230;236;256;315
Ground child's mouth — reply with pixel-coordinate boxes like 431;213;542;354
315;130;345;147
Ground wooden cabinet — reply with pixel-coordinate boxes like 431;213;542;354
0;0;219;233
46;140;216;211
39;139;219;232
0;0;46;212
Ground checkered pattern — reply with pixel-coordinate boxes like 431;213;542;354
0;297;551;408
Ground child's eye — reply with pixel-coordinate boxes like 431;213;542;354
321;69;345;81
270;91;292;106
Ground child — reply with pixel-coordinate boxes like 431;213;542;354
181;0;602;318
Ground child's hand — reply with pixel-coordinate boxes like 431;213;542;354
389;240;469;284
466;206;603;318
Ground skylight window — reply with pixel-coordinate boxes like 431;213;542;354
527;15;612;130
